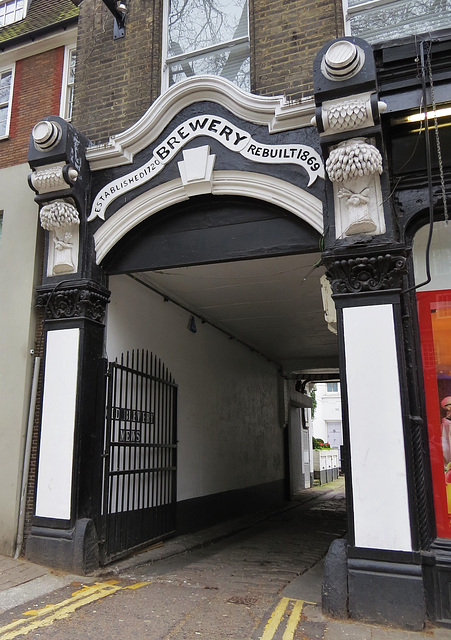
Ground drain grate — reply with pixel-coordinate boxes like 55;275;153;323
227;595;258;606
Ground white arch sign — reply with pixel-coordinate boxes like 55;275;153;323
88;114;324;222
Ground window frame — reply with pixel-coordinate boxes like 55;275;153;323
326;382;339;394
345;0;451;43
59;44;76;121
0;0;28;27
0;63;15;140
161;0;250;91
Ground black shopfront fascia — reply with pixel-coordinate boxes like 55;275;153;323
377;32;451;627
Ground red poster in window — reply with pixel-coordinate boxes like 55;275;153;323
417;290;451;538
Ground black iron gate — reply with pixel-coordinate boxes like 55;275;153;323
100;350;177;564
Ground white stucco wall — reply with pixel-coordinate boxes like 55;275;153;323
0;164;40;555
106;274;284;502
312;383;342;443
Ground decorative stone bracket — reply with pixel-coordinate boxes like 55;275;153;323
313;92;387;135
30;163;79;195
312;38;390;243
326;138;385;237
28;119;89;279
39;199;80;276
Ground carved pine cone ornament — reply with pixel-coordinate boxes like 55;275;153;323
326;139;383;183
40;200;80;231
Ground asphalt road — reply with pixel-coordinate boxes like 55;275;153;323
0;488;347;640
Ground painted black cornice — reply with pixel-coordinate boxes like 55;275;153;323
36;281;110;323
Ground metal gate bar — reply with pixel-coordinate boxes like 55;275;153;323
101;350;177;564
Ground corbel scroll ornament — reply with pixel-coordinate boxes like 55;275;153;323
324;253;408;294
36;283;110;324
317;95;387;134
30;164;78;194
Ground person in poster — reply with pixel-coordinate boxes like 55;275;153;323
441;397;451;516
442;396;451;467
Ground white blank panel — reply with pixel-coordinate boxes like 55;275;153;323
35;329;80;520
343;304;412;551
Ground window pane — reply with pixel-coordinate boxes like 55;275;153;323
414;222;451;291
66;86;74;121
0;0;24;26
64;49;76;121
168;0;248;58
326;382;339;393
0;105;8;137
348;0;451;44
68;49;76;84
0;71;12;105
168;42;249;89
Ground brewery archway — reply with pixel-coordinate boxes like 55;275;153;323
99;191;339;557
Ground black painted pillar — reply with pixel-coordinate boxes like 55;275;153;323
312;38;427;629
25;117;109;573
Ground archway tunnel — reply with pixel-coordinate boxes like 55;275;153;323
99;192;341;562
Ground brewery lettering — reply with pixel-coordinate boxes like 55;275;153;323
89;114;324;221
155;118;249;161
245;143;321;171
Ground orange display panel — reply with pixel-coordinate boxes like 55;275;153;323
418;290;451;538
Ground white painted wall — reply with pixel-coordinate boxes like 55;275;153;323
289;406;303;493
312;382;342;443
106;275;284;501
0;164;41;555
343;304;412;551
35;329;80;520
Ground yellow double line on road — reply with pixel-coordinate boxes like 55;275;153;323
260;597;316;640
0;579;150;639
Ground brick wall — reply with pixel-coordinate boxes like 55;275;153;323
251;0;344;99
0;47;65;169
73;0;343;145
72;0;163;144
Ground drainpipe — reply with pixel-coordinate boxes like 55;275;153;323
15;356;41;559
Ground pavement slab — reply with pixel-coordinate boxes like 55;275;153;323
0;556;47;591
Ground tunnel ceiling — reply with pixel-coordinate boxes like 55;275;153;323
132;252;339;375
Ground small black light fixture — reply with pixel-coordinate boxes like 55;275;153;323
102;0;127;38
188;316;197;334
70;0;127;38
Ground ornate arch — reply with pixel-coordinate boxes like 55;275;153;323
94;171;323;264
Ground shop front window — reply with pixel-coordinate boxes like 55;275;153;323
415;221;451;538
